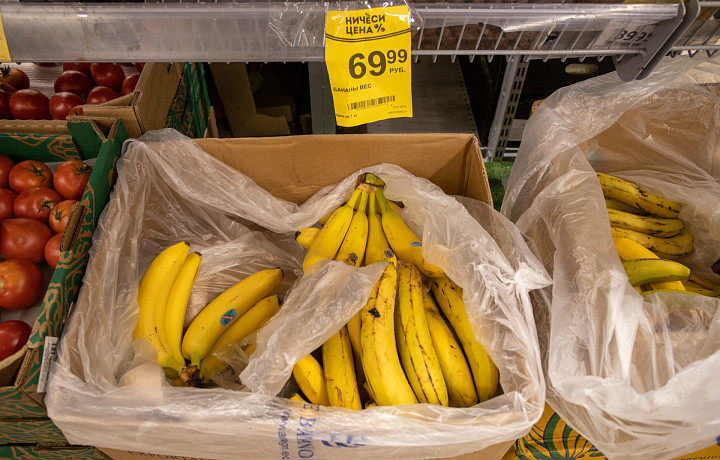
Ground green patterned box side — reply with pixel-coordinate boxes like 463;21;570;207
0;419;67;444
0;444;108;459
0;134;80;163
164;63;210;138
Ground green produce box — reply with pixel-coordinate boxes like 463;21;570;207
0;443;108;459
0;117;128;444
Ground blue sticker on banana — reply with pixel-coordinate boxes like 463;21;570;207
220;309;236;326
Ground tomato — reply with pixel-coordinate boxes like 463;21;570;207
0;320;32;360
13;187;62;223
54;70;93;97
9;89;50;120
90;63;125;92
53;160;91;200
44;234;62;270
135;63;145;74
86;86;117;105
63;62;92;76
0;218;53;264
0;188;16;222
48;199;77;234
0;66;29;91
0;259;44;311
0;155;14;188
8;160;52;194
121;73;140;96
49;92;84;120
0;82;17;119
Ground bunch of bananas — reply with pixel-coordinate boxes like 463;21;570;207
599;173;720;297
290;173;499;409
133;241;284;386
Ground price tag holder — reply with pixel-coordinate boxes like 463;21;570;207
325;5;412;127
595;20;658;50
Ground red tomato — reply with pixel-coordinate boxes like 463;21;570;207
54;70;93;97
0;82;17;119
90;63;125;92
0;320;32;360
49;92;84;120
86;86;117;105
0;218;53;264
0;67;29;91
0;188;15;222
63;62;92;76
13;187;62;223
53;160;91;200
0;259;44;311
8;160;52;194
121;73;140;96
9;89;50;120
0;155;14;188
48;199;77;234
44;233;62;270
135;63;145;74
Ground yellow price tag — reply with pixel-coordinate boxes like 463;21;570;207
0;13;12;63
325;6;412;127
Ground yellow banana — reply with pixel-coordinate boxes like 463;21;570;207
244;342;257;355
181;268;284;368
295;227;321;249
604;197;647;215
395;263;448;406
613;238;685;291
641;289;718;297
611;227;694;257
346;312;361;356
133;241;190;375
376;188;444;278
423;291;477;408
364;192;398;269
335;191;369;267
597;172;683;218
289;393;309;403
689;273;720;291
608;209;684;238
165;251;202;366
303;189;362;270
322;326;361;410
360;263;418;406
198;295;281;384
430;277;499;402
293;354;330;406
622;258;691;287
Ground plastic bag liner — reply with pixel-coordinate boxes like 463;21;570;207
502;55;720;460
47;129;550;459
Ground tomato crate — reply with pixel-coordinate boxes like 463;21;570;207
0;117;127;444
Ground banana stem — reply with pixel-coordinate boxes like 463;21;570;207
375;188;393;214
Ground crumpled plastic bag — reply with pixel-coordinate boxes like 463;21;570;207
502;55;720;460
47;129;550;459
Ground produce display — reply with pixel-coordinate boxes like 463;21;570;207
0;63;143;121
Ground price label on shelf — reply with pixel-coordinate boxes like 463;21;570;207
325;5;412;127
0;13;12;62
595;20;659;50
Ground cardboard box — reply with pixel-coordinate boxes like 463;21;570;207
0;118;128;444
509;405;720;460
0;443;109;459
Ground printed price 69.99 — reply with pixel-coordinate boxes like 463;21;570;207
349;50;408;79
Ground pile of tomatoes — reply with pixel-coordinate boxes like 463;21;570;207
0;62;144;121
0;155;92;317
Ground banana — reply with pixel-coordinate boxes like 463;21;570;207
622;258;691;287
197;295;281;385
164;251;202;366
641;289;719;298
322;326;361;410
608;209;684;238
604;197;647;215
346;312;361;356
293;354;330;406
611;227;694;257
364;192;398;269
395;263;448;406
295;227;321;249
375;188;444;278
689;273;720;291
423;291;477;408
612;238;685;291
597;172;683;218
289;393;309;403
335;191;369;267
303;189;363;270
181;268;284;368
360;263;418;406
133;241;190;375
430;277;499;402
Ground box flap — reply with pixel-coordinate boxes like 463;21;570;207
134;63;183;134
0;119;70;135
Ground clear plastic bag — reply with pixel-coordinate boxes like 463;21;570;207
47;129;550;459
502;55;720;460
